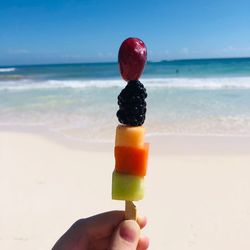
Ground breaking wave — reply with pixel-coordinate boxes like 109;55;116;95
1;77;250;91
0;67;16;72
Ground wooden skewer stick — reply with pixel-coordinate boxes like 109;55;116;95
125;200;137;220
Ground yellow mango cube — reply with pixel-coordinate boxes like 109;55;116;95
115;125;145;148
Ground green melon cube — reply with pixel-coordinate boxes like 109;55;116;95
112;171;144;201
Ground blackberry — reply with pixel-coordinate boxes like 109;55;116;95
116;80;147;126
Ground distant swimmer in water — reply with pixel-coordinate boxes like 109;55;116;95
175;69;179;74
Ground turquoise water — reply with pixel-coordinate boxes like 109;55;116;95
1;58;250;141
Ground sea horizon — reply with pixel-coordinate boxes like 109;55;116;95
1;55;250;68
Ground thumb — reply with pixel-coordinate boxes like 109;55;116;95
110;220;140;250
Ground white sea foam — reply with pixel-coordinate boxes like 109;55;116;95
143;77;250;89
0;67;16;72
0;79;122;91
1;77;250;91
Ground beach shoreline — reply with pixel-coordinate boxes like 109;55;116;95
1;130;250;249
1;126;250;155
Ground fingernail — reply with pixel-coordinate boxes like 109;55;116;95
119;220;139;243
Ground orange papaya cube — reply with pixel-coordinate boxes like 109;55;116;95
115;125;145;148
114;143;149;176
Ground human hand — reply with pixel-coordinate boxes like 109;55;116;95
52;210;149;250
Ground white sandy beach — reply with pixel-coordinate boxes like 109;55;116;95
1;131;250;250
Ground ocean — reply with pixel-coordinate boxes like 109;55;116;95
1;58;250;143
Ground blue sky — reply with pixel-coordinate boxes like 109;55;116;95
0;0;250;65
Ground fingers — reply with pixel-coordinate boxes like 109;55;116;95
86;213;148;249
88;236;110;250
137;235;150;250
137;215;147;229
52;211;149;250
78;210;125;239
136;216;149;249
109;220;140;250
74;211;147;239
84;235;150;250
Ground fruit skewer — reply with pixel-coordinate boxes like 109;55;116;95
112;38;149;220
